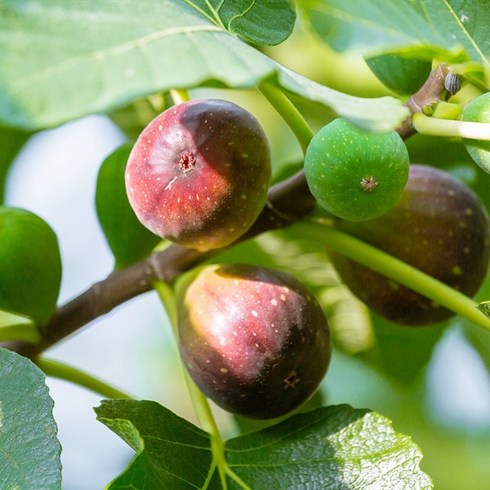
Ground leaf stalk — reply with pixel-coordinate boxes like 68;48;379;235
36;357;135;399
412;112;490;140
258;82;314;154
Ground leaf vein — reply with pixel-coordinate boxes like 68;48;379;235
228;0;256;32
226;414;335;454
441;0;487;63
144;434;210;451
228;441;417;468
182;0;220;26
311;4;420;45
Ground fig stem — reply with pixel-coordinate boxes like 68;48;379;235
397;63;450;139
412;113;490;141
294;220;490;333
153;280;250;488
153;280;179;334
258;82;314;154
36;357;135;400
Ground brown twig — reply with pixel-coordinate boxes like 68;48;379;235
2;171;315;358
397;63;450;139
2;64;452;359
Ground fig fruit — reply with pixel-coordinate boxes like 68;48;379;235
304;118;409;222
125;99;271;251
462;92;490;174
331;164;490;325
178;264;331;419
0;207;61;325
365;54;432;95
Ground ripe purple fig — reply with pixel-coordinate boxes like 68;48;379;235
332;165;490;326
125;99;271;251
178;264;331;419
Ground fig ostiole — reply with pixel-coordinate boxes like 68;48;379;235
177;264;332;419
332;164;490;326
304;118;410;222
125;98;271;251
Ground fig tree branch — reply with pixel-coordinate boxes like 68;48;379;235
2;170;315;359
2;64;451;359
397;63;450;139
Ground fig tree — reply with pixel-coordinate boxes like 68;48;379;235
331;164;490;326
125;99;271;251
178;264;331;419
304;118;409;222
462;92;490;174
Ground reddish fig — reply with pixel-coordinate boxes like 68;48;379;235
332;165;490;326
125;99;271;251
178;264;331;419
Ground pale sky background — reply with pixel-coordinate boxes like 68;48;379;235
5;115;490;489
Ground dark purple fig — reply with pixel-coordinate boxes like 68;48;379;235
125;99;271;251
178;264;331;419
331;164;490;326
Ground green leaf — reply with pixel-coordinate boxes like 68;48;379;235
189;0;296;46
0;125;31;203
365;55;432;95
95;400;213;489
0;347;61;489
300;0;490;83
276;66;409;130
0;206;62;325
95;144;161;269
225;404;432;489
0;0;407;132
0;308;40;343
96;400;432;489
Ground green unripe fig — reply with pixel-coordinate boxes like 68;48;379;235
304;118;410;221
178;264;331;419
331;165;490;326
365;54;432;95
125;99;271;251
462;92;490;174
0;207;62;325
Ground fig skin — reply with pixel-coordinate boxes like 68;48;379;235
332;164;490;326
125;99;271;251
178;264;332;419
304;118;409;222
